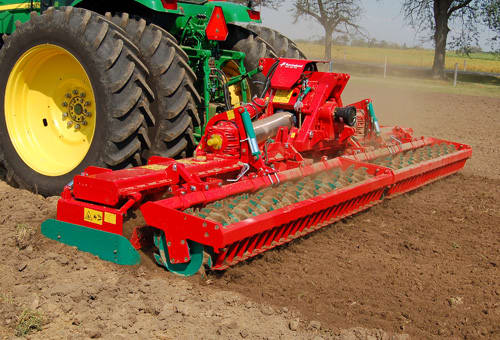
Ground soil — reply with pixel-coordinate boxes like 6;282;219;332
1;80;499;339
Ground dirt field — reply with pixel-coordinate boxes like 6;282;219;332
0;79;498;339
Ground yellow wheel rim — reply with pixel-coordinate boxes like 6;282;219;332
5;44;96;177
222;60;251;107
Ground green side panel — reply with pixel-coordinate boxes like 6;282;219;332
41;219;141;266
70;0;182;13
0;0;40;34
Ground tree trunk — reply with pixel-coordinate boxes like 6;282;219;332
432;1;450;79
324;27;333;60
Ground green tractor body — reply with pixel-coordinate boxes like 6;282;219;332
0;1;258;34
0;0;304;195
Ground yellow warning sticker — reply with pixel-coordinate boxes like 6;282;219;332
140;164;168;171
291;132;296;139
226;110;235;120
84;208;103;225
273;90;293;104
104;212;117;225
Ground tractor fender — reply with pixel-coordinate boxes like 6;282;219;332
68;0;182;14
223;23;276;56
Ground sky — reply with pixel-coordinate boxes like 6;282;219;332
258;1;495;50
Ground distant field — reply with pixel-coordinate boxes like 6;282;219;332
297;43;500;74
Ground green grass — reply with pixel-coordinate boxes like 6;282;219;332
15;309;43;337
298;43;500;74
14;223;34;249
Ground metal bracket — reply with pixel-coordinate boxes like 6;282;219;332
227;163;250;182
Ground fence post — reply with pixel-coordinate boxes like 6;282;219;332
463;60;467;72
384;56;387;78
329;60;333;72
453;63;458;87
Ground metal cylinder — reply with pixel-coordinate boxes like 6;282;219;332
253;111;294;143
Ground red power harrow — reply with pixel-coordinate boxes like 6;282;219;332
42;58;472;276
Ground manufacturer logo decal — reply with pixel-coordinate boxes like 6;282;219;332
280;62;303;69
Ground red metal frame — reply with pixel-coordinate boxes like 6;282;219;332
51;58;472;271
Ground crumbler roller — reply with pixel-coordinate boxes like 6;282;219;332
42;58;472;276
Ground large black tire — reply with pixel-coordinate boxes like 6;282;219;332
0;7;153;195
224;25;277;96
107;13;201;159
246;25;307;59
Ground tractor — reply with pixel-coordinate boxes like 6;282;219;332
0;0;306;196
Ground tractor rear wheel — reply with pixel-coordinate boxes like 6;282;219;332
225;25;277;97
0;7;153;196
246;25;307;59
107;13;201;159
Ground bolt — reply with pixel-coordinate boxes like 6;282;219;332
171;259;175;263
218;182;223;187
190;185;196;192
204;232;209;238
167;241;171;247
67;121;73;128
80;92;86;98
202;222;207;227
205;184;209;190
214;225;220;230
75;124;81;130
168;187;173;192
85;112;92;117
180;240;185;245
82;120;88;126
62;102;68;107
85;101;91;106
172;164;177;172
62;112;68;118
65;93;71;98
284;143;289;149
309;131;314;139
180;191;186;195
184;257;188;261
113;250;117;254
73;89;79;95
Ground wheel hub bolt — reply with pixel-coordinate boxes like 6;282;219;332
62;102;68;107
85;101;91;106
62;112;68;118
74;124;81;130
80;92;86;98
65;93;71;98
67;121;73;127
82;120;87;126
85;112;92;117
73;89;79;95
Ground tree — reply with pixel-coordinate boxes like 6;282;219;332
402;0;491;78
292;0;363;60
481;0;500;51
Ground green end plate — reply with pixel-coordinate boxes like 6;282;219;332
41;219;140;266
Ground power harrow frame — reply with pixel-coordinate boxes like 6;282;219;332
42;58;472;276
